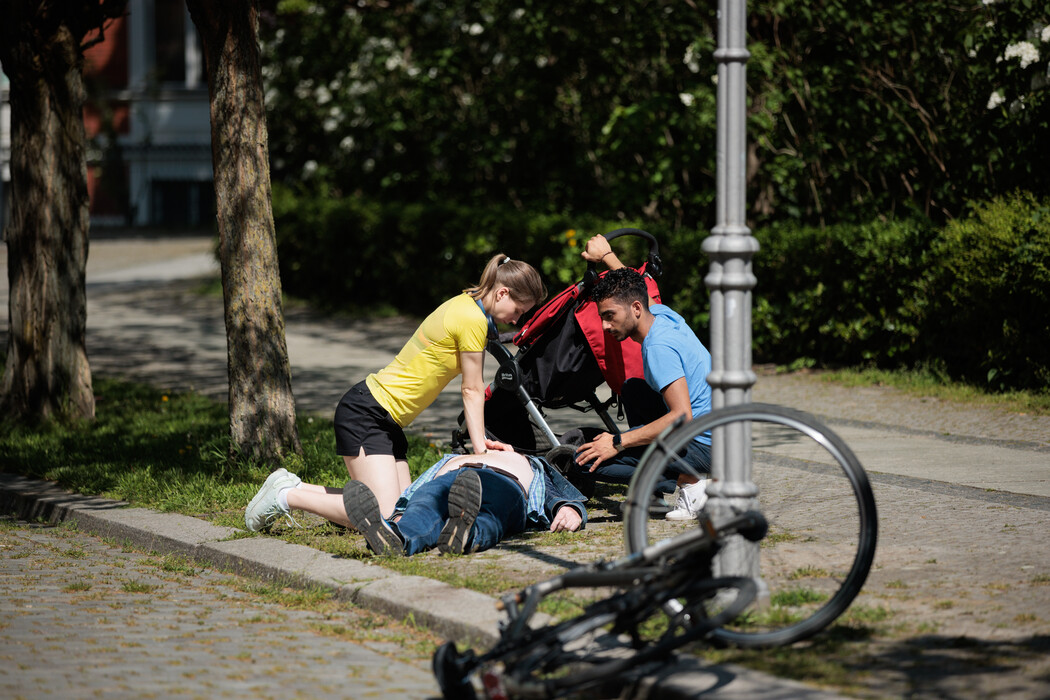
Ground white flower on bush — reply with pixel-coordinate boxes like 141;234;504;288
679;93;695;107
683;45;701;74
1042;25;1050;44
1002;41;1040;69
987;91;1006;109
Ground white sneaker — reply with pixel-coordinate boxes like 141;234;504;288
244;468;302;532
665;479;708;521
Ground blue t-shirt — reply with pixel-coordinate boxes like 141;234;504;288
642;305;712;445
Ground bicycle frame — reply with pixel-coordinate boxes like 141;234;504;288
434;509;768;700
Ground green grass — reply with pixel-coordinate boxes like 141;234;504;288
120;578;161;594
0;376;442;521
815;366;1050;415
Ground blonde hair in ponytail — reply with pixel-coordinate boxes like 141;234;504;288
465;253;547;307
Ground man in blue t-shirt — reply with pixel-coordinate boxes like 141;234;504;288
571;236;712;520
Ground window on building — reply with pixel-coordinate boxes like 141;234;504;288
154;0;185;83
153;0;203;87
152;180;214;226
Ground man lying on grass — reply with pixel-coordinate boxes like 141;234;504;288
343;450;587;556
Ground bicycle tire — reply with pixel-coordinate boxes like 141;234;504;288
623;402;878;648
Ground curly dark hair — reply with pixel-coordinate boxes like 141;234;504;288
591;267;648;306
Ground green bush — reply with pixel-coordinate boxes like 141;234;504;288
751;219;935;368
921;192;1050;390
272;185;1049;392
272;184;678;317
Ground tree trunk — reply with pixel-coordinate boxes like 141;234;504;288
0;9;94;424
187;0;301;462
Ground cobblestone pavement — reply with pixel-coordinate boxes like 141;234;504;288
0;516;441;700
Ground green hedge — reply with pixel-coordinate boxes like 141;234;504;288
272;183;665;316
750;192;1050;390
921;192;1050;389
273;186;1049;392
751;218;935;368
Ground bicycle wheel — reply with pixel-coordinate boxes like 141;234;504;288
623;403;878;648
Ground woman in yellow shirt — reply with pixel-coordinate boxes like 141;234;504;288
245;254;547;531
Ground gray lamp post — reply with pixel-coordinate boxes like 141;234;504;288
702;0;762;583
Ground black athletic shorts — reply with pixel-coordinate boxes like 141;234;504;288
333;380;409;460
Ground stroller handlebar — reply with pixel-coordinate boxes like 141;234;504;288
584;228;663;290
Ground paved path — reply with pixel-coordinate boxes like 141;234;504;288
0;514;440;699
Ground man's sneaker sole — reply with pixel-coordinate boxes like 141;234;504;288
438;469;482;555
343;480;403;556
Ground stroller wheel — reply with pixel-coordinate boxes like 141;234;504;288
543;445;578;475
544;444;596;500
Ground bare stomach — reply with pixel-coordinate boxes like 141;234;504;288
435;452;535;495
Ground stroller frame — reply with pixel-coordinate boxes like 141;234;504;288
451;228;663;455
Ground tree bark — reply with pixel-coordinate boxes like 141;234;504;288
0;4;98;424
187;0;302;462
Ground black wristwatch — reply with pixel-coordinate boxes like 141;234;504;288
612;433;625;453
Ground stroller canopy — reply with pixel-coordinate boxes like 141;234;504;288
511;262;662;405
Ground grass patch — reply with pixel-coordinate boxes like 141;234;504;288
842;604;891;625
762;529;801;547
152;554;201;576
120;579;160;594
772;587;828;607
815;366;1050;416
701;636;868;692
788;566;829;580
235;580;335;609
378;554;524;596
0;376;443;521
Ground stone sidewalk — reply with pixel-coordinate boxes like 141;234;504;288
3;234;1050;698
0;515;441;699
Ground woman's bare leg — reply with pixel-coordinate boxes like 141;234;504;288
278;452;410;526
285;488;351;527
343;452;409;519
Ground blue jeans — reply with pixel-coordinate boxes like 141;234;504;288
573;438;711;495
573;378;711;495
393;469;528;555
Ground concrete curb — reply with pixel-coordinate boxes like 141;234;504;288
0;472;846;699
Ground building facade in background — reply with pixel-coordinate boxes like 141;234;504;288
0;0;213;230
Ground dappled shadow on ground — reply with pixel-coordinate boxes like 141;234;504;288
857;633;1050;698
717;627;1050;699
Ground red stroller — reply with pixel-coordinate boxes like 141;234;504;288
450;229;663;460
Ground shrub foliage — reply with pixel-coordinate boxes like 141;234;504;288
275;188;1049;392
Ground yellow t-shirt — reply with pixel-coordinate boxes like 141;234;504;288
366;293;489;427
